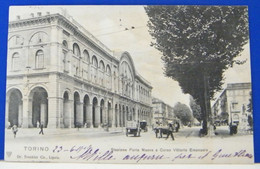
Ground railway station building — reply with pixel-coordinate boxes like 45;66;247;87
6;11;153;129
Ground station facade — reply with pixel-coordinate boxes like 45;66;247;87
6;12;153;129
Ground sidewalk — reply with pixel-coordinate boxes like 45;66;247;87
5;127;125;138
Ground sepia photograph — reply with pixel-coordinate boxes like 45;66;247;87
4;5;253;164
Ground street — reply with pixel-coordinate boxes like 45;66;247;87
4;126;254;164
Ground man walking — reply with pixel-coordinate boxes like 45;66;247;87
39;123;44;135
165;123;174;140
12;125;18;138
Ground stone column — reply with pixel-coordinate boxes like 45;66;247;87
40;103;47;127
95;106;100;128
87;104;93;128
104;106;108;124
5;99;9;128
47;97;59;128
27;97;33;128
76;102;84;127
112;107;116;128
68;100;74;128
18;101;23;127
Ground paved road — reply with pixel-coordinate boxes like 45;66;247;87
4;126;254;164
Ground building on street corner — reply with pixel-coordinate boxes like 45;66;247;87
152;97;178;126
211;83;252;132
6;11;153;129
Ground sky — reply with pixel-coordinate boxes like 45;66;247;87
9;6;252;107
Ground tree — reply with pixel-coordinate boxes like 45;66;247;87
173;102;193;126
145;6;249;134
247;91;252;113
189;96;202;123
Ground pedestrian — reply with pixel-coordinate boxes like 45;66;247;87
39;123;44;135
175;122;180;132
165;123;174;140
12;125;18;138
154;122;160;138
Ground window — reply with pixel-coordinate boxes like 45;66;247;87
63;51;69;72
62;40;68;49
73;43;81;57
106;65;111;75
92;56;98;68
29;32;48;45
35;50;44;69
11;52;20;71
83;50;90;63
99;61;105;72
9;35;24;46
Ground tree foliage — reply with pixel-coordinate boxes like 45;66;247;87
189;96;202;122
145;6;249;128
247;91;252;113
173;102;193;125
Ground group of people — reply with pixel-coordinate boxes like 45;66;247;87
153;121;180;141
10;121;44;138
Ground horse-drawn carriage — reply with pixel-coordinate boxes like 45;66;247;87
154;122;177;139
140;120;148;132
126;121;140;137
154;127;171;138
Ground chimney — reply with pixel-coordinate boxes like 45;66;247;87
16;15;20;20
37;12;42;17
30;13;34;18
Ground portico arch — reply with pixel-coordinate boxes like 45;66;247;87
115;104;118;127
108;101;112;127
92;97;98;127
74;92;82;127
63;91;70;128
100;99;105;125
83;94;90;127
29;87;48;128
7;89;23;127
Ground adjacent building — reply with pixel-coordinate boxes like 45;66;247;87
6;11;153;129
152;97;177;125
211;83;252;127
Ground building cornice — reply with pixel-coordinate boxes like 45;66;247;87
9;14;119;64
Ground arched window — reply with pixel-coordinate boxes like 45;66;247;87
106;65;111;76
92;55;98;68
92;56;98;83
83;50;90;63
35;50;44;68
11;52;20;71
99;60;105;71
29;32;48;45
73;43;81;57
62;40;68;49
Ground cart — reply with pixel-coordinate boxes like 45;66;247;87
140;120;148;132
126;121;140;137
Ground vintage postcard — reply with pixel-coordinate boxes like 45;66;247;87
4;5;253;164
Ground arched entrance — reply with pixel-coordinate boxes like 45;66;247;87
115;104;118;127
100;99;105;125
74;92;81;128
108;101;112;127
7;89;23;127
119;105;122;127
122;105;125;127
30;87;48;128
133;108;135;121
83;95;90;127
92;97;98;128
63;91;70;128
